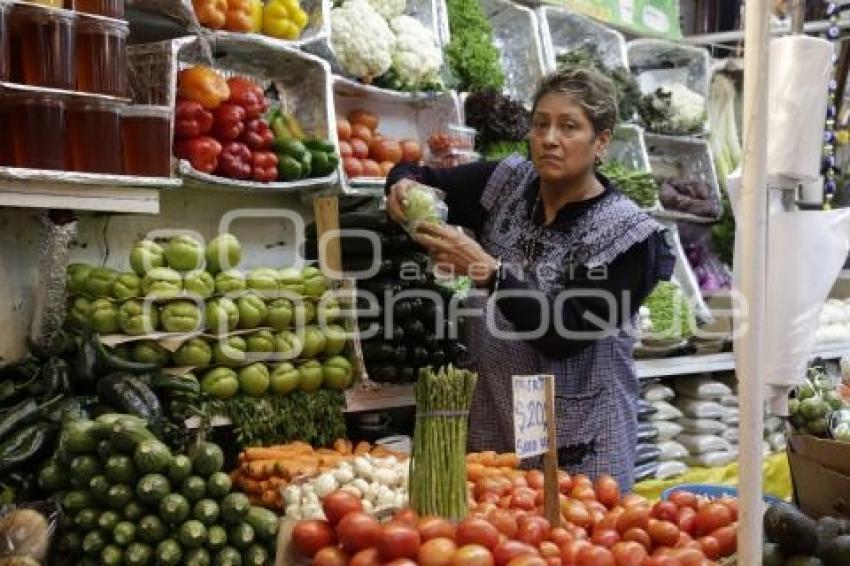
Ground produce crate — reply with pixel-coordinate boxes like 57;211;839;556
644;133;722;223
128;34;339;193
536;6;628;73
627;39;711;135
477;0;546;107
333;77;462;195
608;124;651;173
127;0;329;48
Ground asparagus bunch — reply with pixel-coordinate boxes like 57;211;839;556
409;365;478;520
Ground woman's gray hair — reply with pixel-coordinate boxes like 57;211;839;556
531;67;618;135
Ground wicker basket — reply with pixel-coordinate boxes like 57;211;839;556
128;34;339;193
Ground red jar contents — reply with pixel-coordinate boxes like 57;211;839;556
76;16;128;96
68;100;124;174
9;4;75;90
121;105;171;177
0;4;8;82
73;0;124;19
12;93;67;170
0;95;14;167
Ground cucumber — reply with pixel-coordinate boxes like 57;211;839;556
98;510;120;532
133;438;173;474
89;474;111;503
155;538;183;566
207;472;232;499
39;460;68;491
229;523;255;549
62;490;92;513
98;439;112;461
207;525;228;551
168;454;193;484
138;515;167;544
244;506;278;541
136;473;170;505
193;498;221;526
123;500;146;521
74;508;101;531
82;530;108;555
101;543;124;565
107;483;134;511
124;541;153;566
185;547;212;566
214;547;242;565
105;455;137;484
190;442;224;477
111;418;155;454
58;530;84;554
113;520;137;546
182;475;207;502
63;419;98;454
159;493;191;525
242;544;269;566
179;519;208;548
221;493;251;525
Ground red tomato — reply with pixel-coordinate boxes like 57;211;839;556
570;485;597;502
718;497;738;522
597;507;625;532
312;546;348;566
517;516;549;547
710;524;737;557
336;512;380;553
493;541;539;566
672;548;705;566
378;522;421;560
557;471;573;494
348;108;379;131
590;528;620;549
371;139;402;164
453;544;495;566
457;518;501;551
549;527;572;547
511;488;538;511
322;491;363;526
348;548;381;566
546;559;562;566
511;476;529;489
621;494;648;509
610;541;648;566
385;560;417;566
362;159;381;177
572;474;592;489
351;123;373;144
419;516;456;541
652;501;680;523
675;531;693;549
696;536;720;560
575;544;615;566
677;507;697;536
668;491;698;511
499;495;513;509
648;520;680;548
342;157;363;178
643;557;682;566
694;503;732;537
393;508;419;527
338;140;353;158
506;557;546;566
336;117;352;141
561;499;592;530
479;492;502;505
539;541;561;559
621;528;651;552
526;470;545;490
593;475;621;509
292;520;336;558
419;537;458;566
616;506;650;534
350;138;369;159
400;139;422;163
560;539;591;564
476;477;512;498
488;509;518;539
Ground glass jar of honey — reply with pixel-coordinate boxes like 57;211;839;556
68;99;124;174
76;15;128;97
0;94;14;167
73;0;124;20
22;0;64;7
9;4;76;90
121;105;171;177
12;92;67;170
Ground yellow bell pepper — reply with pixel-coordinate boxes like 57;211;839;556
262;0;308;41
250;0;264;32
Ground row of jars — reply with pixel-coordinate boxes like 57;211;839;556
19;0;124;19
0;92;171;177
0;2;128;97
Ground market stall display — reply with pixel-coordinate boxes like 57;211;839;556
763;502;850;565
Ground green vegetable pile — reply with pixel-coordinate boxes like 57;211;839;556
203;389;347;448
597;161;659;208
641;281;696;341
444;0;504;92
481;140;529;161
763;501;850;565
403;184;445;226
556;49;641;122
788;368;846;438
42;415;280;565
409;365;477;521
464;89;531;153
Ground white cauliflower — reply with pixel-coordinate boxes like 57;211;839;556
640;83;706;134
388;15;442;89
366;0;406;20
331;0;396;81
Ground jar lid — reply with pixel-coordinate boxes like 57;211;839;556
76;12;129;34
10;2;76;24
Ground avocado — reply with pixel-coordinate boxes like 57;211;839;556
816;517;845;556
763;543;783;566
764;502;819;556
819;534;850;566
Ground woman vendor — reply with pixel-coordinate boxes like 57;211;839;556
385;67;675;490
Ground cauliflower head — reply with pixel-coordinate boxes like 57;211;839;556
331;0;396;80
366;0;406;20
389;15;442;89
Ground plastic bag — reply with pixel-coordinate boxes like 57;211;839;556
655;420;684;441
678;417;728;435
637;423;659;443
634;461;659;482
643;383;675;402
722;428;739;444
676;377;732;400
655;461;689;480
650;401;684;421
685;450;737;468
766;431;787;452
677;434;733;455
638;400;657;421
402;183;448;233
676;398;725;419
636;444;662;465
658;440;689;461
720;394;739;407
0;500;59;564
764;415;784;433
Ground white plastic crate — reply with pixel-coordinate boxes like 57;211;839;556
537;6;628;73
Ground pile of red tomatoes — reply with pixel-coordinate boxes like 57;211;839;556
291;469;739;566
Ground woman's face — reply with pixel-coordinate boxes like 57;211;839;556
529;91;610;184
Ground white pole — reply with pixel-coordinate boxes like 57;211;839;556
736;0;770;563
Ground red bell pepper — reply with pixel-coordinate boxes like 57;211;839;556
240;118;274;150
174;98;213;140
217;142;253;180
174;136;223;174
227;76;267;119
251;151;279;182
211;103;246;141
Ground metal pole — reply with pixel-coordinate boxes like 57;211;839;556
736;0;771;563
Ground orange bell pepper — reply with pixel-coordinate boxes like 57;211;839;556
192;0;227;30
178;66;231;110
225;0;255;32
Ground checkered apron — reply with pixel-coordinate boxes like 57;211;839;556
465;155;671;491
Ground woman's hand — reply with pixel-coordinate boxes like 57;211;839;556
412;223;499;286
386;178;419;225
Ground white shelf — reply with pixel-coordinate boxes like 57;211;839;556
0;181;162;214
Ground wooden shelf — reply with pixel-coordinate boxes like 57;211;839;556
344;384;415;413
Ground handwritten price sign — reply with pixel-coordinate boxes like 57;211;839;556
513;374;554;459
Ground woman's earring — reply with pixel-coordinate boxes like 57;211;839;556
594;154;603;166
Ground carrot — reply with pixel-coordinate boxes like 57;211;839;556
238;476;264;494
354;441;371;455
248;494;264;506
268;477;288;489
243;447;297;461
261;490;278;507
334;438;353;455
244;460;272;479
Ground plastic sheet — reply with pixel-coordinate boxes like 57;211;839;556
536;7;627;73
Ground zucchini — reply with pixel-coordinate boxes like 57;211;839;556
242;544;269;566
207;525;228;552
229;523;255;549
110;418;156;454
168;454;193;484
185;548;212;566
98;510;120;531
207;472;232;499
124;542;154;566
74;508;101;531
138;515;167;544
136;473;171;505
159;493;191;525
62;489;92;513
155;539;183;566
182;475;207;502
244;506;278;541
105;455;137;484
214;547;242;565
221;493;251;525
62;419;98;454
82;530;108;555
101;543;124;565
123;500;146;521
193;498;221;526
113;520;137;546
189;442;224;477
38;459;68;491
179;519;208;548
70;454;101;488
133;438;173;474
